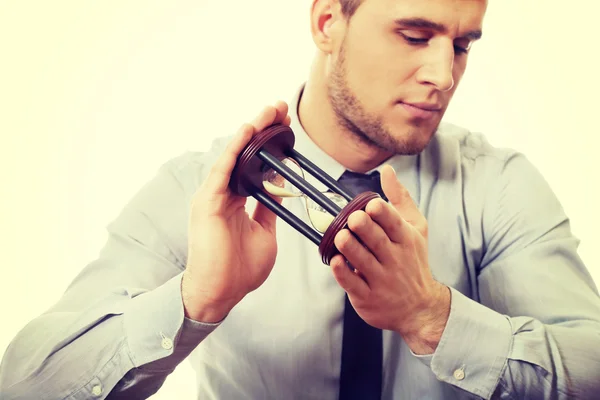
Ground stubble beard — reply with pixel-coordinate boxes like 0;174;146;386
326;40;436;156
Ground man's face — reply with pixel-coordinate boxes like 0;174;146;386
326;0;487;154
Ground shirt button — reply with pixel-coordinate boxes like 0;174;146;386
161;337;173;350
91;384;103;396
453;368;465;380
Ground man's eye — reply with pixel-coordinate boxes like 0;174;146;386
398;32;429;45
453;40;472;55
454;45;468;54
398;31;471;55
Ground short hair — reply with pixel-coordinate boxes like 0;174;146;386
340;0;363;18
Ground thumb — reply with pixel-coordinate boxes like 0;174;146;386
252;194;283;233
381;164;419;216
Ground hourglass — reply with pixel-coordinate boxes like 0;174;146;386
229;123;382;265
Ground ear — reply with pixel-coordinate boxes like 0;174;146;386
310;0;345;53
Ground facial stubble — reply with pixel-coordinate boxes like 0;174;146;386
326;39;435;156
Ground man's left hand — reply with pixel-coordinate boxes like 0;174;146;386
330;165;451;355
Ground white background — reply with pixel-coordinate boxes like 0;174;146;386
1;1;598;398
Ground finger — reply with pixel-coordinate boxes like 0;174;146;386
380;164;427;235
273;100;289;124
204;102;290;197
204;123;255;195
347;208;396;264
334;228;380;281
251;101;289;132
364;198;410;244
252;194;283;234
283;114;292;126
330;254;370;299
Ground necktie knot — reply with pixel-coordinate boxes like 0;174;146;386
338;170;385;199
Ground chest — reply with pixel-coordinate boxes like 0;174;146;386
190;192;482;397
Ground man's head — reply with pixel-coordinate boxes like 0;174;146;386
309;0;487;155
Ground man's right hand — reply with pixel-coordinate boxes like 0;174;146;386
181;101;291;323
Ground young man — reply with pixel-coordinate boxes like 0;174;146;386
2;0;599;399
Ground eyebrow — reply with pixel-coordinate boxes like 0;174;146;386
394;17;483;41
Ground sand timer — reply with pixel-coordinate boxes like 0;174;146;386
261;157;351;234
229;124;382;265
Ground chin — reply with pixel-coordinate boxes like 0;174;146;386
380;123;438;155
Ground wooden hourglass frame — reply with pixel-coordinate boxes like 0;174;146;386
229;123;382;265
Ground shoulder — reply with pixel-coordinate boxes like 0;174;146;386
165;134;233;174
432;122;548;189
432;121;517;164
158;134;235;195
418;121;527;186
420;121;558;224
435;121;567;234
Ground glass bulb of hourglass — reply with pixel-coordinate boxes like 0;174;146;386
306;192;348;233
261;156;349;234
262;157;304;198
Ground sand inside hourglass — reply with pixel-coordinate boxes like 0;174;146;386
261;158;346;233
262;181;302;198
262;181;336;232
307;208;335;232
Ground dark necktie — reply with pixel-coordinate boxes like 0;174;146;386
336;170;384;400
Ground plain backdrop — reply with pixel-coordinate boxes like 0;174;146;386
1;1;598;398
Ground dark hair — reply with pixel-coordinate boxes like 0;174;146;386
340;0;362;18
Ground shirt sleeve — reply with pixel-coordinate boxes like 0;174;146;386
0;155;221;399
412;151;600;399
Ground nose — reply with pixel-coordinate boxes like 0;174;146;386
415;43;455;92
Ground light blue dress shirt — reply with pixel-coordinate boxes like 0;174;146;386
1;84;600;399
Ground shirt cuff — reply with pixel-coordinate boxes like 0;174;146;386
412;287;513;399
123;272;222;371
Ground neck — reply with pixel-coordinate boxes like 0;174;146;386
297;57;393;173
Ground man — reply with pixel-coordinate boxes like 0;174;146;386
1;0;599;398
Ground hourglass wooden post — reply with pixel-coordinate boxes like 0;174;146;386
229;124;381;266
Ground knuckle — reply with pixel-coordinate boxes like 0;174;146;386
348;211;369;231
371;199;386;215
239;122;253;133
334;261;347;277
335;229;353;250
420;220;429;237
252;106;274;124
399;188;414;204
372;234;389;253
190;190;202;208
260;105;273;114
398;226;414;249
208;163;222;179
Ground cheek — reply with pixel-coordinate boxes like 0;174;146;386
451;52;469;79
346;37;387;78
345;38;416;105
373;38;416;77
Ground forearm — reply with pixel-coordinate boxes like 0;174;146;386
0;273;220;399
0;310;131;400
107;315;219;400
492;319;600;399
412;288;600;399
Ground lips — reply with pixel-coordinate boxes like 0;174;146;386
404;102;442;111
399;102;441;120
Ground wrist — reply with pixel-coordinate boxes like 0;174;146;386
401;283;451;355
181;270;234;323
